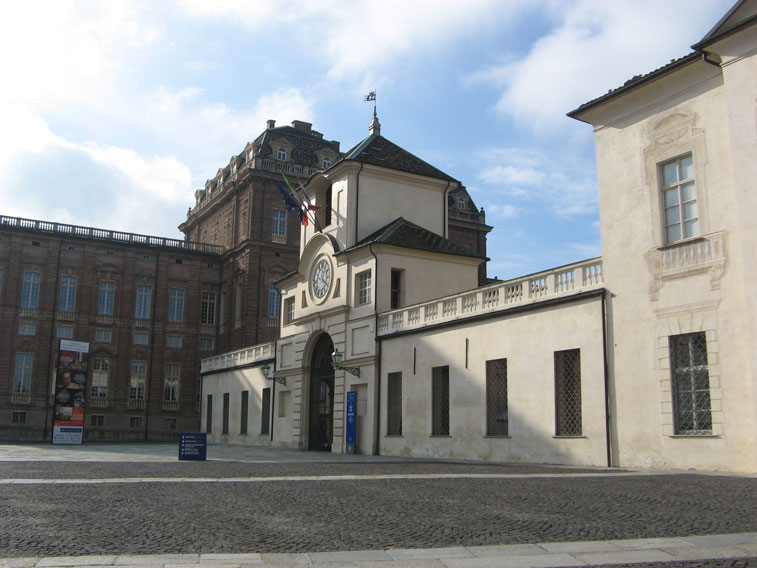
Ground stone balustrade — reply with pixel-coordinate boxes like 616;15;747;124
201;341;276;373
377;258;603;336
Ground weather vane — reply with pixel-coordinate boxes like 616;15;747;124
364;90;377;114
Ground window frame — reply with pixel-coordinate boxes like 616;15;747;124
163;363;180;403
129;361;147;401
486;358;509;437
387;372;403;436
98;281;115;315
669;332;712;435
21;271;41;308
355;270;372;306
13;353;33;394
660;154;699;244
554;349;582;437
201;291;216;325
431;365;450;436
272;209;287;243
168;288;185;322
58;276;78;312
135;284;152;319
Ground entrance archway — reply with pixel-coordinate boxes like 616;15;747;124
308;334;335;451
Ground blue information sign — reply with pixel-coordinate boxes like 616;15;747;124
179;432;207;461
346;391;357;454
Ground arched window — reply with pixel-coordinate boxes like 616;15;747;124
277;148;287;161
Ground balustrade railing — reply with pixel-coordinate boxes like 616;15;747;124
378;258;603;337
200;341;276;373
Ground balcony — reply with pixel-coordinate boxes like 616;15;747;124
134;318;150;329
11;392;31;405
19;307;38;318
378;258;603;337
200;324;215;335
167;321;184;332
201;341;275;373
96;314;114;325
57;310;75;321
89;396;107;408
163;400;179;411
127;398;145;409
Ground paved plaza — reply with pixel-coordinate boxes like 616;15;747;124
1;443;756;567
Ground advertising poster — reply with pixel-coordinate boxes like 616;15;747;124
52;339;89;445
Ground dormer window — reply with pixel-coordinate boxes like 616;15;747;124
458;198;466;210
277;148;287;161
232;162;237;174
322;157;331;169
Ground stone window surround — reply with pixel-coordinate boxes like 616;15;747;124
654;299;723;437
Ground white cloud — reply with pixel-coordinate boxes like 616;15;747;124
486;204;518;218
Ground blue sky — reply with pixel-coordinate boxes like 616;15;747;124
0;0;732;280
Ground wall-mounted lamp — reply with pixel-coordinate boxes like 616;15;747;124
261;363;286;385
331;349;360;377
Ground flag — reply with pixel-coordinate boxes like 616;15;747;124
276;182;300;214
364;91;376;102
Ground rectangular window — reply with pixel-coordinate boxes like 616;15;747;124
234;283;243;328
268;282;280;321
18;321;36;336
272;209;286;243
129;416;143;430
387;372;403;436
284;297;295;325
130;361;147;401
206;394;213;433
0;266;3;296
21;271;41;308
390;269;403;310
431;366;449;436
168;288;184;322
135;284;152;319
98;281;115;315
90;415;104;427
201;291;216;325
164;363;180;403
12;411;27;424
486;359;508;436
670;332;712;435
261;388;271;435
166;335;182;348
91;359;110;402
240;390;249;434
200;337;214;351
325;185;333;226
222;393;230;434
164;418;176;430
58;276;78;311
661;155;698;244
133;331;149;345
95;328;112;343
56;325;73;339
555;349;582;436
356;270;372;306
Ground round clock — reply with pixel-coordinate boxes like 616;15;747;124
311;258;332;299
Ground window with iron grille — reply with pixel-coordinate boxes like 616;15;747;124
98;281;115;315
12;411;27;424
135;284;152;319
670;332;712;434
240;390;249;434
164;363;180;403
387;372;402;436
431;366;449;436
13;353;33;394
222;393;230;434
554;349;582;436
486;358;508;436
130;361;147;401
90;415;104;427
201;291;216;325
164;418;176;430
261;388;271;435
356;270;371;306
58;276;77;311
169;288;184;322
21;271;40;308
129;416;142;430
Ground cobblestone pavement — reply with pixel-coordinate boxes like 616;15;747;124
1;443;756;567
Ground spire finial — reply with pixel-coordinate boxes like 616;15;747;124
365;90;380;136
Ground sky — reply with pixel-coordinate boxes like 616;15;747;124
0;0;733;280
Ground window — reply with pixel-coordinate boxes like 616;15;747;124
164;363;180;404
12;411;27;424
261;388;271;435
133;332;149;345
356;270;372;306
168;288;184;322
0;266;3;296
13;353;33;394
670;332;712;434
661;155;698;244
206;394;213;433
387;372;402;436
325;185;333;226
58;276;77;311
135;284;152;319
277;148;287;161
322;157;331;169
90;415;104;427
200;337;214;351
390;269;403;310
18;322;36;336
486;359;508;436
95;328;112;343
458;198;466;210
130;361;147;401
555;349;582;436
431;366;449;436
222;393;230;434
240;391;249;434
234;282;243;328
164;418;176;430
268;282;280;323
129;416;143;430
91;359;109;402
272;209;286;243
166;335;182;348
98;281;115;315
201;291;216;325
56;325;73;339
284;297;295;325
21;271;40;308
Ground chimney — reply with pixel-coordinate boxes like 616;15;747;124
266;119;276;129
291;120;312;133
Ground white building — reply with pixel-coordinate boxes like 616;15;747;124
200;1;757;473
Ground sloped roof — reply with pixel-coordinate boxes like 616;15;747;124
336;134;458;183
252;125;341;168
694;0;757;49
337;217;486;259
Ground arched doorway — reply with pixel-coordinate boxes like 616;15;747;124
309;334;335;451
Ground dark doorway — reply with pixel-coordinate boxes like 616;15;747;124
309;334;335;451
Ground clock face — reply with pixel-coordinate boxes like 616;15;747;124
311;258;332;299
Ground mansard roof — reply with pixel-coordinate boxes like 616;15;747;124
337;134;458;183
337;217;486;259
251;122;341;168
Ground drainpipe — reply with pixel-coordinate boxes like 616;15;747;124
369;244;381;456
601;288;613;467
45;239;64;442
442;181;452;238
354;163;364;244
270;339;277;443
700;52;721;69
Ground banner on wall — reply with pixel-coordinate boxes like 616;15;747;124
52;339;89;445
